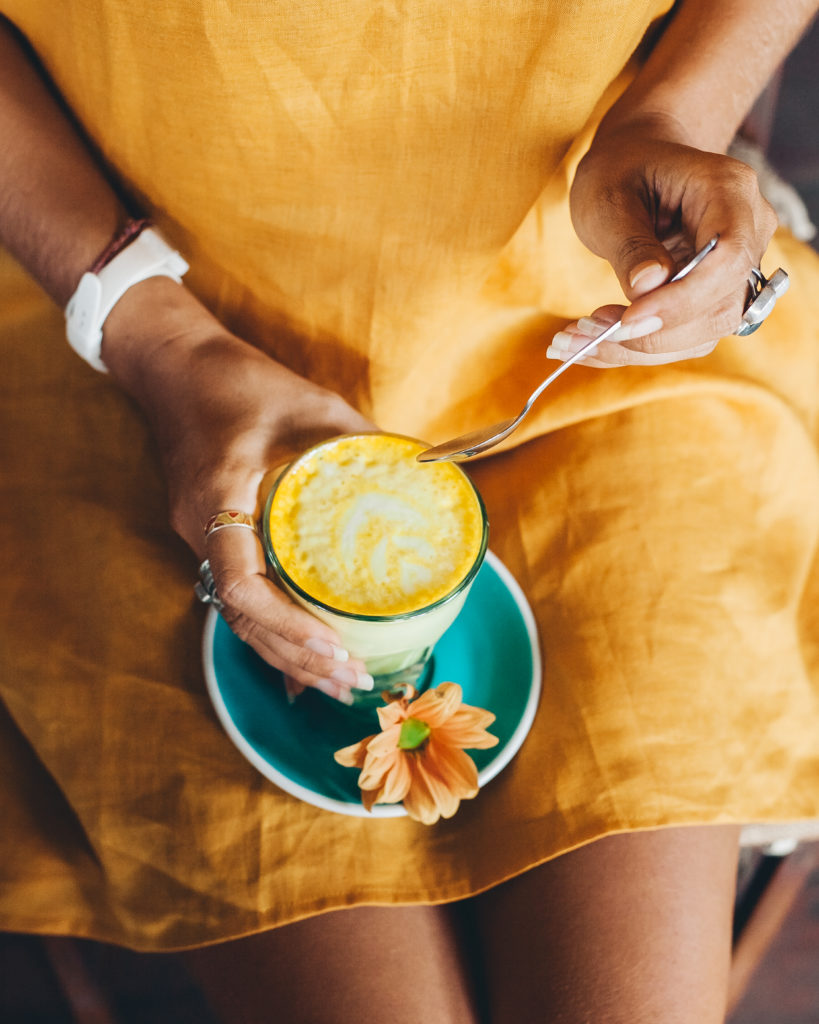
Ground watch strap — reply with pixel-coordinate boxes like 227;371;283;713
65;228;189;372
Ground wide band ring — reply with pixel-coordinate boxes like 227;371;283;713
194;558;224;611
734;266;790;337
204;509;258;538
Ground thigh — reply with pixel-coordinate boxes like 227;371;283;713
467;825;740;1024
185;904;480;1024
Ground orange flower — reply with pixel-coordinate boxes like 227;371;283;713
334;682;499;824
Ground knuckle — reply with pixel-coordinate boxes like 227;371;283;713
708;299;742;340
727;158;760;193
215;568;253;609
639;333;668;355
761;198;779;239
616;234;656;267
288;646;320;673
218;574;309;653
221;608;258;645
286;666;317;687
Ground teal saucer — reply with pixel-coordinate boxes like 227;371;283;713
202;551;541;817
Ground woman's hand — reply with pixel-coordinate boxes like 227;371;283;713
552;119;778;368
549;0;818;371
105;278;376;704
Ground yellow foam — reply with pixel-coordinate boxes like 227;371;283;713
268;434;485;615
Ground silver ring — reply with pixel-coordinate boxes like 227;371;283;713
734;266;790;336
194;558;224;611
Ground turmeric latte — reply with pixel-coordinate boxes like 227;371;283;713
267;434;485;616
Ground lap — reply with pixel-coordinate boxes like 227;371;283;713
185;824;740;1024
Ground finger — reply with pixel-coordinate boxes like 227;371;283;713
282;673;359;707
545;347;613;369
622;167;778;333
283;675;306;704
548;335;719;367
206;526;374;699
548;309;722;366
223;591;375;700
547;305;623;361
554;285;740;359
228;617;373;693
586;196;677;301
599;338;720;366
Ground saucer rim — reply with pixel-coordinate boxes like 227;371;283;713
202;549;541;818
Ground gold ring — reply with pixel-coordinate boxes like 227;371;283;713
204;510;258;538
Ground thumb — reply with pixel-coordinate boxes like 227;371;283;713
609;228;677;300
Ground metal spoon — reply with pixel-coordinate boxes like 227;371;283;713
417;235;719;463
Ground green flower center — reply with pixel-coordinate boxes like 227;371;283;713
398;717;431;750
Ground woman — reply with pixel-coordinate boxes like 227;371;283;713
1;1;818;1019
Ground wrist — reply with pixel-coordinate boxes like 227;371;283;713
65;225;190;372
593;102;702;154
100;275;228;394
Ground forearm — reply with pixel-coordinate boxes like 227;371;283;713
0;16;225;393
600;0;818;152
0;17;129;303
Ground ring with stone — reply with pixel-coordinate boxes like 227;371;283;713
194;558;224;611
734;266;790;337
203;509;258;539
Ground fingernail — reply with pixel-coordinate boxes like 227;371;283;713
550;330;576;353
576;315;611;337
629;262;667;294
305;638;349;661
316;678;354;705
331;667;374;690
547;342;598;361
611;315;663;341
553;336;589;355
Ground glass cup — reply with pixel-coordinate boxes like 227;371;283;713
261;433;488;708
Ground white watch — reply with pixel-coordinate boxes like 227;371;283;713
65;227;189;372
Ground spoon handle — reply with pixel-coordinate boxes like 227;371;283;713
523;318;623;411
417;236;720;463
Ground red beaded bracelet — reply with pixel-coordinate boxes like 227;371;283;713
89;217;151;275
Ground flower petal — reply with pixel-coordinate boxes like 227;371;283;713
450;704;497;729
413;753;461;819
358;749;399;791
334;736;375;767
366;723;402;758
410;682;463;728
425;738;479;798
377;751;412;804
376;702;407;730
402;760;444;825
435;712;499;750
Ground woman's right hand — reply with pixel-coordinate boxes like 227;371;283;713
103;277;376;704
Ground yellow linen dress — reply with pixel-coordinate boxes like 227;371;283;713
2;0;819;951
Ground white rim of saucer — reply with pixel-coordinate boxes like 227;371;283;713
202;549;542;818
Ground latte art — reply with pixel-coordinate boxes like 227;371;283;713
268;434;485;615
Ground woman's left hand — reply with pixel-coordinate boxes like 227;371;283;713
554;118;779;368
